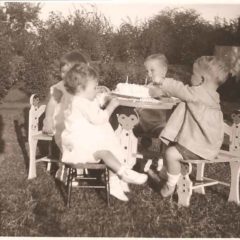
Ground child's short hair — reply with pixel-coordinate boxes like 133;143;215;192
60;50;88;69
194;56;229;85
144;53;168;69
64;63;98;95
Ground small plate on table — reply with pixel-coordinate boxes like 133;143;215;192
111;92;179;103
110;92;142;99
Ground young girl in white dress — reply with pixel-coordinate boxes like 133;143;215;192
61;63;148;201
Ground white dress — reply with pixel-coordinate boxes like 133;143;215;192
61;95;125;164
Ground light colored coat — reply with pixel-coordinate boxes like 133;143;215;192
160;79;224;160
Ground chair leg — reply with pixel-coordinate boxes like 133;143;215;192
46;141;52;172
60;164;68;185
28;138;38;179
194;163;206;195
177;163;193;207
105;168;110;207
228;161;240;205
66;168;73;208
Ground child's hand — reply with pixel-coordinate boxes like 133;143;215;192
102;93;113;106
42;118;54;136
152;76;165;84
96;93;109;108
148;85;164;98
109;97;120;109
96;86;111;94
147;82;161;87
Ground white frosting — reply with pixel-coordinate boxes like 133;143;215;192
115;83;150;98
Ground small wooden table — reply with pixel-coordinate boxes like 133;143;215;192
112;95;179;168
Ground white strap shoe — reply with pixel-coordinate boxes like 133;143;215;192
120;180;130;193
109;175;129;201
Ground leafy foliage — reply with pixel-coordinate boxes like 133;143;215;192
0;9;13;99
0;3;240;100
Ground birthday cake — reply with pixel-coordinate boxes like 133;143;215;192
114;83;150;98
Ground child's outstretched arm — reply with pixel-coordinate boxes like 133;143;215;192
79;98;119;125
105;98;119;116
149;79;198;102
148;83;165;98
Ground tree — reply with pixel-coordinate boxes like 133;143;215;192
0;5;13;99
1;3;240;101
139;8;215;64
4;2;41;54
109;20;143;63
20;6;115;98
0;3;42;99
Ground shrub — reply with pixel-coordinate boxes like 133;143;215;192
1;3;240;100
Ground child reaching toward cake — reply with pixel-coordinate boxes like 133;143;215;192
148;56;229;197
134;53;169;146
61;63;148;198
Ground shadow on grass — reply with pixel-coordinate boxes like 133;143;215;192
0;115;5;154
0;115;5;164
54;169;110;207
14;119;29;170
12;107;30;170
54;178;68;206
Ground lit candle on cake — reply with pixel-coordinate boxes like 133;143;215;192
126;75;128;83
145;77;148;85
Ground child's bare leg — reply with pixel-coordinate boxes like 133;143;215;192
161;146;183;197
94;150;121;172
158;142;167;169
94;150;148;185
157;142;168;180
94;151;129;201
161;142;167;164
165;146;183;175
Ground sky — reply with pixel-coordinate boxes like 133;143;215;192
39;1;240;28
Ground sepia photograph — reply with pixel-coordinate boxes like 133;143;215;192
0;0;240;237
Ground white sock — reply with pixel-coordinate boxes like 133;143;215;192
157;158;164;171
144;159;152;172
167;172;181;187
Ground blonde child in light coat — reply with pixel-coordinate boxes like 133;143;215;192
149;56;229;197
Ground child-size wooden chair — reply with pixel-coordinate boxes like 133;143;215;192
28;92;111;207
177;111;240;207
63;162;110;207
28;94;56;179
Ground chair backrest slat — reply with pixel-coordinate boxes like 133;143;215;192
28;94;46;141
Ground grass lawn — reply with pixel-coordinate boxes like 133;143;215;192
0;102;240;237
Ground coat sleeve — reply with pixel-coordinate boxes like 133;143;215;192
161;78;198;102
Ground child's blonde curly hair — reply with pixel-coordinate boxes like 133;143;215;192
194;56;229;86
64;63;98;95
